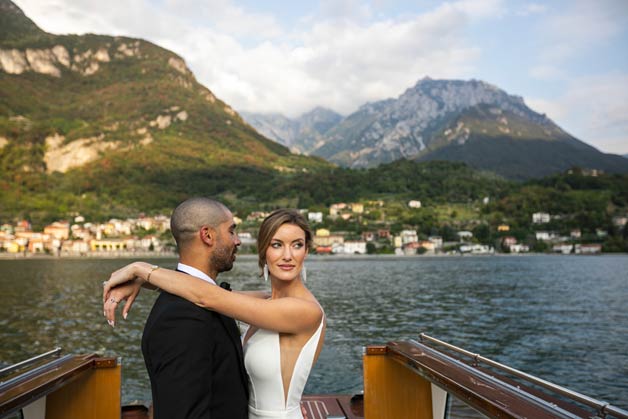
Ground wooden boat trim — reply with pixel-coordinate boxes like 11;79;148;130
0;353;118;417
365;341;599;419
419;333;628;419
0;347;62;377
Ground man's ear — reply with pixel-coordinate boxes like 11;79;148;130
200;226;215;246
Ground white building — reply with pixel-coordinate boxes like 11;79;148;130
428;236;443;249
459;244;494;254
509;244;530;253
535;231;554;241
532;212;551;224
342;241;367;254
408;200;422;208
553;244;573;254
308;212;323;223
400;230;418;245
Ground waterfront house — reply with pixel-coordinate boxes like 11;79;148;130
3;240;20;253
61;240;90;255
553;244;573;254
139;235;161;251
570;229;582;239
460;244;494;254
428;236;443;249
44;221;70;240
338;241;367;254
313;229;344;247
408;200;422;209
71;224;93;240
400;230;419;245
575;244;602;254
509;244;530;253
90;239;127;252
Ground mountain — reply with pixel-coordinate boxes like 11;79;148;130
0;0;329;222
309;78;628;178
241;107;342;154
244;78;628;179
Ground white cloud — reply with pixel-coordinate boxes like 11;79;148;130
535;0;628;63
155;2;488;117
529;73;628;154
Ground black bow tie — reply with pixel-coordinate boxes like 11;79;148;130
220;281;232;291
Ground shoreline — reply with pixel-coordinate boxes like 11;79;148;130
0;251;624;261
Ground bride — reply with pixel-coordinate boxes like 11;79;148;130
103;208;325;419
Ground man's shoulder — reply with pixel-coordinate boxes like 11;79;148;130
149;291;216;319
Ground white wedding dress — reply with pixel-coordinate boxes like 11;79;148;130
243;316;325;419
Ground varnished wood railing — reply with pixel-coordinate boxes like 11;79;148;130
0;351;120;419
363;337;628;419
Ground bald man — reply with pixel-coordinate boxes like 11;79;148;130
141;197;248;419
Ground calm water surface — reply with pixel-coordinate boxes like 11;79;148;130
0;255;626;409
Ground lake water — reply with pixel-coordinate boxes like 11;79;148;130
0;254;626;411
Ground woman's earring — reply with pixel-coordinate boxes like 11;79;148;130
263;264;269;282
302;266;307;282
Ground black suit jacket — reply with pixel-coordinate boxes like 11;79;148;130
142;274;248;419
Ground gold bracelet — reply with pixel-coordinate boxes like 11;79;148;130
147;265;160;283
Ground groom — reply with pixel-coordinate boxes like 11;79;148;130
108;197;248;418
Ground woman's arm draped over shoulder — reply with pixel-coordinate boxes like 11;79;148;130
104;262;322;334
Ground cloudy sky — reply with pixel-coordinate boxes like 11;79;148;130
14;0;628;154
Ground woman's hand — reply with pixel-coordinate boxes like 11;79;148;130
103;262;148;327
103;279;143;327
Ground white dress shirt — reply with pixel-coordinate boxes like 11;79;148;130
177;262;216;285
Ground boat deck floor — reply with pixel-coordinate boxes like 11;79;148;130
121;394;365;419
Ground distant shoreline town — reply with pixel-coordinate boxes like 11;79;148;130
2;199;625;258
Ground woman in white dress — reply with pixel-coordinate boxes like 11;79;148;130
104;209;325;419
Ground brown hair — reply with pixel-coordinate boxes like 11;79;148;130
257;209;313;270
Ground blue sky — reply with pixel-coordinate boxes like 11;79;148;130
15;0;628;154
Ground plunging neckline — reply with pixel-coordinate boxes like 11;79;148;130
243;315;325;411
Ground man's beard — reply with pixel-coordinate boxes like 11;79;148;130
212;243;235;273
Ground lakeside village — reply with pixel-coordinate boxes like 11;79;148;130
2;199;626;258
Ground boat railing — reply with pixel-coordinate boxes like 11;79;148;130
418;333;628;419
0;349;121;419
363;335;628;419
0;348;62;378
